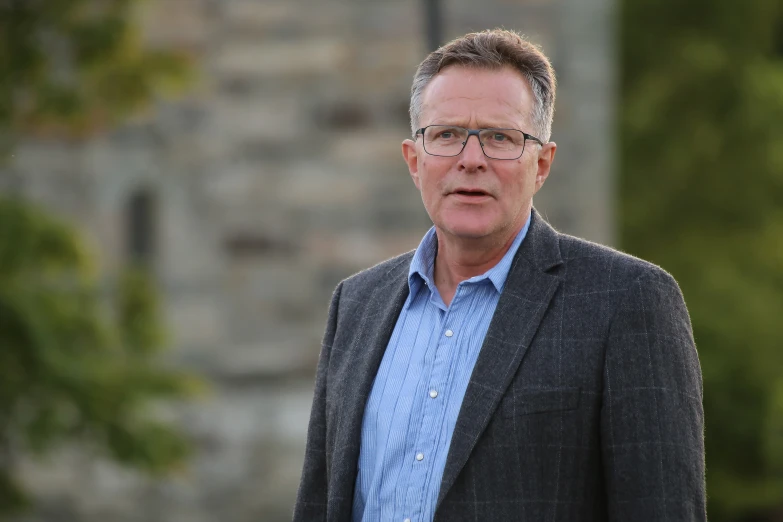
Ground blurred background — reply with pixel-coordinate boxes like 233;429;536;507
0;0;780;521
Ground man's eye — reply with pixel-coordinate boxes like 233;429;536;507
437;132;454;139
492;133;509;142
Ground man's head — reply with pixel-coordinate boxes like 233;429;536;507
409;29;556;143
402;29;558;246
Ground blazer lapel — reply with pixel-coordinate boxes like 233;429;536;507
328;255;411;513
437;210;564;507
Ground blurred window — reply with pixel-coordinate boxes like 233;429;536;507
127;188;156;265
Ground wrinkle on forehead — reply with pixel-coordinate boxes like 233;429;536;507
419;66;534;129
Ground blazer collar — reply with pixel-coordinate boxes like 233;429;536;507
517;207;563;273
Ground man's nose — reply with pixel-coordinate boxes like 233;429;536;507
458;134;487;170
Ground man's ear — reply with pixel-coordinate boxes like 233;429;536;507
402;139;421;190
534;141;557;194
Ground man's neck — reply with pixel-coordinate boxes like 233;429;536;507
433;221;525;306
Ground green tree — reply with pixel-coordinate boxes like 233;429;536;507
0;0;197;516
0;199;201;515
0;0;189;146
621;0;783;520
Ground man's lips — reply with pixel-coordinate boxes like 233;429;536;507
448;188;493;202
449;188;492;197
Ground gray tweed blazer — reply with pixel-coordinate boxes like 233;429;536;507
294;210;706;522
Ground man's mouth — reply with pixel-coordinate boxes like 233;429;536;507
452;189;490;197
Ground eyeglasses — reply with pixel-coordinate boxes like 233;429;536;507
415;125;544;160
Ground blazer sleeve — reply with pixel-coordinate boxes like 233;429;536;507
293;282;343;522
601;270;706;521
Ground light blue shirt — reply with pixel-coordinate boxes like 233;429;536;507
352;213;531;522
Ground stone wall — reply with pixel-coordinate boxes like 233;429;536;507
4;0;615;520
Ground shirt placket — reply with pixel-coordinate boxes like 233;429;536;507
401;288;465;522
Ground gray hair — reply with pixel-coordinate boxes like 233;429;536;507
409;29;556;143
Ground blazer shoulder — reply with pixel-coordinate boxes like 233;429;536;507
338;250;414;300
557;233;680;290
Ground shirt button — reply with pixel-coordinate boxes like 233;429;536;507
415;452;424;461
429;389;438;398
445;329;454;337
404;519;411;522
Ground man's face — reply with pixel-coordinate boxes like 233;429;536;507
402;66;556;244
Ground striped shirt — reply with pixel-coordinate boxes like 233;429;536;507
352;213;531;522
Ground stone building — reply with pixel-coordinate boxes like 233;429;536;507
4;0;614;520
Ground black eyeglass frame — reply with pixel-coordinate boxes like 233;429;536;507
415;125;545;160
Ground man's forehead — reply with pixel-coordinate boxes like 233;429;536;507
420;66;533;122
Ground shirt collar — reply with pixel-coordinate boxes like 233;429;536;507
408;211;532;296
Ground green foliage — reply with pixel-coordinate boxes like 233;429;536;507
621;0;783;519
0;0;191;143
0;0;198;517
0;197;201;516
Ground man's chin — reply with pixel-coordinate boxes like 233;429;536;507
438;223;497;241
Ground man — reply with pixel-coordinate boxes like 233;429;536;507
294;29;706;522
